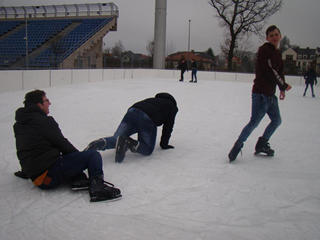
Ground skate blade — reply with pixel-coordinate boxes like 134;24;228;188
90;194;122;203
254;152;274;157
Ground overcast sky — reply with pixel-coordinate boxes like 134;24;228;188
2;0;320;55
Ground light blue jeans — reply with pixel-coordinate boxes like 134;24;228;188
103;108;157;155
238;93;282;143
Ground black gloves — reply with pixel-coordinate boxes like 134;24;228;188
14;170;29;179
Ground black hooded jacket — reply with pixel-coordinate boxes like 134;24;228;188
13;103;78;180
130;93;178;148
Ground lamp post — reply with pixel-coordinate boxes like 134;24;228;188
25;18;29;70
188;19;191;68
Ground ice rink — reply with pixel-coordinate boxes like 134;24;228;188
1;78;319;240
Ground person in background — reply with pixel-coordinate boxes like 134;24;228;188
13;90;121;202
178;59;188;82
303;64;317;97
189;59;198;83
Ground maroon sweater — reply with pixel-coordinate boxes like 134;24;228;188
252;43;288;96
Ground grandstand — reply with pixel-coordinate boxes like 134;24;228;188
0;3;118;70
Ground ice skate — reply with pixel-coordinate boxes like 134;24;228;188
83;138;106;151
71;172;89;191
254;137;275;157
89;176;122;202
228;140;243;162
115;136;139;163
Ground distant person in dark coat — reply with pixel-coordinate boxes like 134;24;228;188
303;65;317;97
189;59;198;83
85;93;178;163
177;59;188;82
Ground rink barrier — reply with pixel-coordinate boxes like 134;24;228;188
0;68;306;93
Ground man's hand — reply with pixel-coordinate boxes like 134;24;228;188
280;84;292;100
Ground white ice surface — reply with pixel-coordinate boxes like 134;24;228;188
0;78;320;240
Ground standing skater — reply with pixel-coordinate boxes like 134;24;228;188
178;59;188;82
13;90;121;202
303;64;317;97
189;59;198;83
228;25;292;162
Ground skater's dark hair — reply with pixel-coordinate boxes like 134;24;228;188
24;89;46;105
266;25;281;37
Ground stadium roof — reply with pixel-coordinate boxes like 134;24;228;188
0;3;118;19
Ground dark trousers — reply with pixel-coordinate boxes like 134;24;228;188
37;150;103;189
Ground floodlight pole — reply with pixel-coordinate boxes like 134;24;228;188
153;0;167;69
188;19;191;68
25;18;29;70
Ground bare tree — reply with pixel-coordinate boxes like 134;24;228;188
279;35;290;53
208;0;283;71
112;40;125;58
166;39;176;57
146;39;154;57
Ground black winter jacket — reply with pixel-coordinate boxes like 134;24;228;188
177;61;188;72
13;103;78;180
252;43;288;96
130;93;178;148
304;69;317;85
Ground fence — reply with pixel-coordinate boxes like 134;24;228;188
0;68;306;93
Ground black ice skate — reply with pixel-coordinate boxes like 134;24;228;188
83;138;107;151
89;176;122;202
254;137;275;157
71;172;89;191
115;136;139;163
228;140;243;162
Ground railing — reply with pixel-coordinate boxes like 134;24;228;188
0;3;119;19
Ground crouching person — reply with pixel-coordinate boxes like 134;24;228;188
13;90;121;202
85;92;178;163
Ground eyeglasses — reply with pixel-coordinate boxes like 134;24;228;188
43;99;50;103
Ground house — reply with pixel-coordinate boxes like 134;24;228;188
282;47;318;74
166;51;214;71
122;51;150;67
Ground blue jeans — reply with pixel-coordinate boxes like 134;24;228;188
304;83;315;96
238;93;282;143
192;69;197;81
103;108;157;155
37;150;103;189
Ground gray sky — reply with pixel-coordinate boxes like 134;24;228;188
2;0;320;55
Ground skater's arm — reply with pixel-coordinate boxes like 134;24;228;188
279;85;292;100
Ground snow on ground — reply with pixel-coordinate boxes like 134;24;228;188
0;78;320;240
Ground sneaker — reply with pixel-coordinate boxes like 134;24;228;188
89;176;122;202
115;136;139;163
71;172;89;191
179;79;183;82
254;137;274;156
228;140;244;162
189;80;193;82
84;138;107;151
